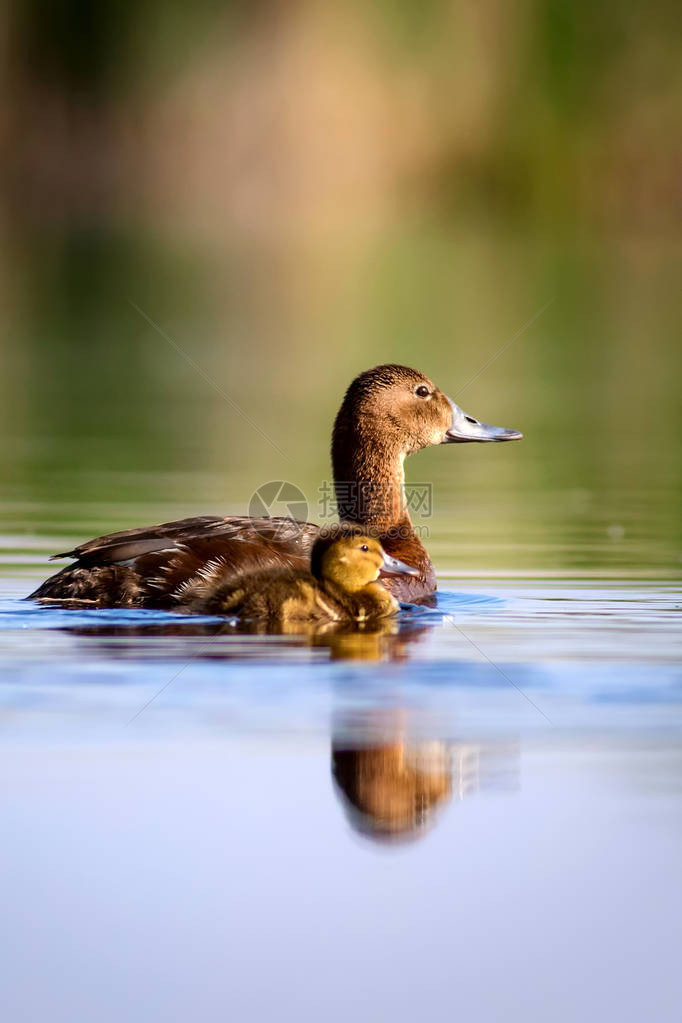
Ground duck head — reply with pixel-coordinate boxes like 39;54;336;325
333;363;522;458
311;525;418;592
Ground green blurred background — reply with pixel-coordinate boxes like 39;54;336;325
1;0;680;577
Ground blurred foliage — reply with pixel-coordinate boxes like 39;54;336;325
2;0;681;230
0;0;680;574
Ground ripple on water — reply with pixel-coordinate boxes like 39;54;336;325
0;580;679;738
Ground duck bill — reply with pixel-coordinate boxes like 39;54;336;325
379;551;419;577
443;396;523;443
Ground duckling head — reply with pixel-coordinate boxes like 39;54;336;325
333;363;522;460
311;526;418;592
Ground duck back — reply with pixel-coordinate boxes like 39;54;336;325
29;516;318;607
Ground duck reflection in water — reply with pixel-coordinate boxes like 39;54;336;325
332;711;518;844
65;594;432;662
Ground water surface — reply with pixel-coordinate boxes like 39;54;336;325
1;220;680;1020
1;557;680;1022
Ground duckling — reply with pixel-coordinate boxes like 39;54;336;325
180;526;418;624
30;363;521;607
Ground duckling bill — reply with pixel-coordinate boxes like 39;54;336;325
180;526;418;624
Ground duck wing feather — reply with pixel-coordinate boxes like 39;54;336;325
50;515;314;564
31;516;320;607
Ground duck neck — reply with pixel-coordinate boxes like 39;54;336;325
331;430;412;534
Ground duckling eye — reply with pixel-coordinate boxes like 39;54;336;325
360;544;369;552
415;385;430;398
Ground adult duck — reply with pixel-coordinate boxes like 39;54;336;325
179;525;417;623
29;363;521;606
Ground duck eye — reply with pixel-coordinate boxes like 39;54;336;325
415;385;430;398
360;544;369;552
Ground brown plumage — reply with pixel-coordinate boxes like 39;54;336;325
29;363;521;607
332;739;452;841
178;525;417;624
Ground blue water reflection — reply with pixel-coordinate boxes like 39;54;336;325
1;578;681;1021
